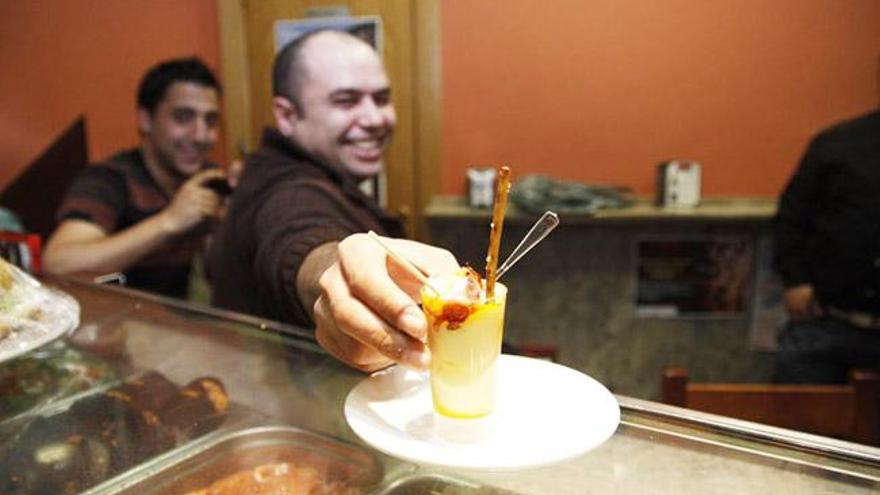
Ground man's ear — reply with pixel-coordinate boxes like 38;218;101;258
272;97;299;137
136;108;152;135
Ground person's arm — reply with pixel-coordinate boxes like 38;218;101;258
44;169;226;275
246;181;458;371
306;233;460;372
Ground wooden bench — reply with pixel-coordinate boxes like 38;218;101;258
662;366;880;445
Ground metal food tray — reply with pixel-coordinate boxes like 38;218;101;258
0;344;119;427
96;425;384;495
0;373;125;441
0;370;242;437
374;473;522;495
0;372;252;495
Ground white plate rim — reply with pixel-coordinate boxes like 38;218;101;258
344;354;620;470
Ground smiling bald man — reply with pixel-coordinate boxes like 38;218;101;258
208;30;461;372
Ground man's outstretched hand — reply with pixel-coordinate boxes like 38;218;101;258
312;233;459;373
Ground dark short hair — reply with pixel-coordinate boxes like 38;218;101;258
137;57;221;114
272;29;372;114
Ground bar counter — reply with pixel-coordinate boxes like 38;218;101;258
1;280;878;494
425;195;777;223
424;196;780;400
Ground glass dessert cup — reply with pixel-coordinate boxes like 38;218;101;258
421;277;507;419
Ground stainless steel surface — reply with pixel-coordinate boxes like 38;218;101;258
0;373;123;436
97;426;383;495
618;395;880;465
376;473;521;495
3;278;878;494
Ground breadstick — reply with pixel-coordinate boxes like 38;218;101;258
484;166;511;299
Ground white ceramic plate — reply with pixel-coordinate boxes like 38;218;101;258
344;354;619;470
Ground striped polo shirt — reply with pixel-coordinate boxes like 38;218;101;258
56;149;210;299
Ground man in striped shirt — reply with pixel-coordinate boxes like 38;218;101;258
44;58;230;299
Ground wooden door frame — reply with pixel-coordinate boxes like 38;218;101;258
410;0;441;240
216;0;254;161
215;0;441;241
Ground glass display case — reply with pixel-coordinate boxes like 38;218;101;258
2;279;879;494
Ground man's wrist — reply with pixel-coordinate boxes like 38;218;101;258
296;242;340;320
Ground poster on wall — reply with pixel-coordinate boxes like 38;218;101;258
274;16;383;54
635;237;755;318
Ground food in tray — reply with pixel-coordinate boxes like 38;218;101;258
115;369;180;411
0;343;116;421
421;268;508;418
0;256;42;325
0;371;230;495
0;257;80;361
179;462;361;495
0;261;11;340
115;426;382;495
0;257;9;283
162;376;230;443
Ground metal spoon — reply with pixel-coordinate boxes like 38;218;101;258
496;211;559;280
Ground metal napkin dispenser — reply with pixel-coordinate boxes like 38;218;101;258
466;167;497;208
656;160;701;208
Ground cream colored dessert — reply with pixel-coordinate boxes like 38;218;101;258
0;258;42;331
0;257;79;345
421;268;507;418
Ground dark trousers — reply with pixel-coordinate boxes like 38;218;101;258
774;316;880;384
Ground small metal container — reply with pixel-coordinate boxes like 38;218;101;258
467;167;497;208
655;160;701;208
376;473;521;495
102;425;383;495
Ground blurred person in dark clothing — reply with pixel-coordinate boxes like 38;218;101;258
773;109;880;383
44;58;233;299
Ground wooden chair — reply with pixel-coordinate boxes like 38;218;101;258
512;343;558;362
662;366;880;445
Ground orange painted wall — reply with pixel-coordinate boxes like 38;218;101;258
0;0;223;191
441;0;880;197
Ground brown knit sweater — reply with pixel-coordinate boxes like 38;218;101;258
208;128;403;327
